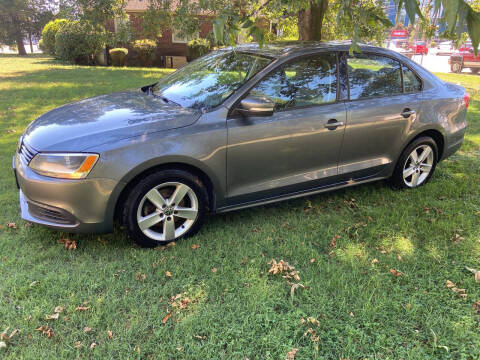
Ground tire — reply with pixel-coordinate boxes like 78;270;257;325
470;68;480;74
390;137;438;190
122;169;209;248
451;62;462;73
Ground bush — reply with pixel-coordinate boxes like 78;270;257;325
186;38;210;61
132;39;156;66
55;21;105;64
109;48;128;66
41;19;69;55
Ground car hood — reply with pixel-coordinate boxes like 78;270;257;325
24;90;202;151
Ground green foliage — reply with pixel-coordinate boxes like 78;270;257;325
109;47;128;66
38;38;45;52
41;19;69;56
132;39;157;66
55;20;105;64
76;0;126;26
186;38;210;61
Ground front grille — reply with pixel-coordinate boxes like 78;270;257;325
18;140;37;165
27;201;76;225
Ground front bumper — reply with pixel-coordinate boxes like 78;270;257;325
13;153;119;233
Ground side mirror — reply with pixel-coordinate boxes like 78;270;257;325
237;96;274;117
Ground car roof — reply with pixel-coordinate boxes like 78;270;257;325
221;40;389;58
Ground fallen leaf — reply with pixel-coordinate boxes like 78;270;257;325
166;242;175;248
349;311;354;317
107;330;113;339
136;272;146;282
309;258;315;263
211;267;217;273
330;235;340;249
290;283;305;299
54;306;64;313
397;254;403;261
162;313;171;324
473;301;480;313
371;258;379;264
194;335;206;340
191;244;199;250
75;306;91;311
83;327;91;333
165;271;172;277
35;326;55;338
286;348;298;360
446;280;467;298
451;234;465;244
0;341;6;349
6;222;17;229
306;317;319;327
267;259;300;281
58;238;76;250
465;266;480;282
45;313;59;320
389;268;403;277
74;341;82;348
90;342;96;349
1;327;19;342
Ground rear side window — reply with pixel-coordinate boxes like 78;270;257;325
249;53;337;110
348;54;403;99
403;66;422;92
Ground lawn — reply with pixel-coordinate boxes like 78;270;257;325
0;54;479;359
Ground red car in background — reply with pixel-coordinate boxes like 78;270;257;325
449;43;480;74
409;41;428;54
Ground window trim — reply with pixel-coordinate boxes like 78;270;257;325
228;51;341;117
344;51;423;102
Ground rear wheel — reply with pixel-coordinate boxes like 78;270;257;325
122;169;208;247
451;62;463;73
470;68;480;74
391;137;438;189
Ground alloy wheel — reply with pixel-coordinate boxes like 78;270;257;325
402;144;434;188
136;182;199;241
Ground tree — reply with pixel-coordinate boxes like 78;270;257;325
0;0;53;55
211;0;480;54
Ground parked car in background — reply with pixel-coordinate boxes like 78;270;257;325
410;41;428;55
388;39;414;58
13;41;468;247
436;40;454;56
449;47;480;74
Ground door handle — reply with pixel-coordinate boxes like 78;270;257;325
324;119;344;130
401;108;416;118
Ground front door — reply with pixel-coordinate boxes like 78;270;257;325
226;53;346;204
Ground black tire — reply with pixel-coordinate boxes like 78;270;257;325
390;136;438;190
451;62;463;73
470;68;480;74
122;169;209;248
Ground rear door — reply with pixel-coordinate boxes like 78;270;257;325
338;52;422;179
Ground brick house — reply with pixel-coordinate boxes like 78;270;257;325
107;0;213;64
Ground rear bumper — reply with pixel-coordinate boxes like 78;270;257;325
13;153;118;233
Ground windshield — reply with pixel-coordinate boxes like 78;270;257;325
152;51;273;110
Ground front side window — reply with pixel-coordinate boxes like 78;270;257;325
248;53;338;111
152;51;272;110
348;54;402;100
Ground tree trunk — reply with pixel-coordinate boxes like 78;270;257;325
298;0;329;41
16;35;27;55
29;33;33;53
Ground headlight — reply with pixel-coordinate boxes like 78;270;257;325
29;153;99;179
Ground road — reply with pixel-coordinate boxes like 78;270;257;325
411;53;476;74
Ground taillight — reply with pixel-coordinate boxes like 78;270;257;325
464;93;470;109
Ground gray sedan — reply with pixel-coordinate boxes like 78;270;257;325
13;41;468;247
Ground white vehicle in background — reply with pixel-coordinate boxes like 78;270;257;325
435;40;454;56
387;39;414;59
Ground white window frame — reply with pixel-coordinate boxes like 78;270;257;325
172;29;198;44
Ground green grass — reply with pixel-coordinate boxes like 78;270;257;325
1;54;480;359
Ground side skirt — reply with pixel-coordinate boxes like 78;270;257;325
215;175;387;213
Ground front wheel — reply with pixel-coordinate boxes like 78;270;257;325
391;137;438;189
122;169;209;247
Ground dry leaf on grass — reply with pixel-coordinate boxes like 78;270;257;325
211;267;217;273
83;327;91;333
330;235;340;249
465;266;480;282
90;342;96;349
162;313;171;324
75;306;91;311
57;238;76;250
6;222;18;229
165;271;172;277
35;326;55;338
74;341;82;348
45;313;59;320
267;259;300;281
290;283;305;299
54;306;64;313
107;330;113;339
0;341;6;349
136;272;146;282
309;258;315;263
1;327;19;342
451;234;465;244
286;348;298;360
191;244;199;250
389;268;403;277
446;280;467;298
371;258;379;264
